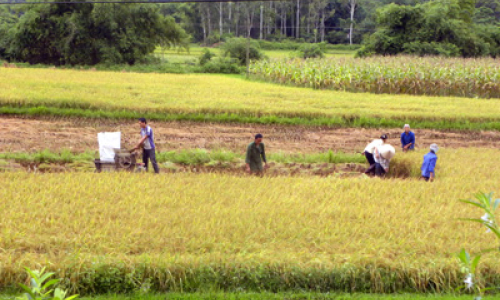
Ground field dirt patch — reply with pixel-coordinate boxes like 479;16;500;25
2;116;500;155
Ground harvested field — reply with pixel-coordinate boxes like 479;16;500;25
2;116;500;154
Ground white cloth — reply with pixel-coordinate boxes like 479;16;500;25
98;132;121;163
364;139;383;154
374;145;390;169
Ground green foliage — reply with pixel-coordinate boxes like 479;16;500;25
47;292;488;300
199;48;215;66
297;43;324;58
2;3;188;65
3;105;500;132
359;0;500;57
458;192;500;298
402;42;461;57
222;38;263;65
197;57;242;74
16;267;78;300
0;149;94;164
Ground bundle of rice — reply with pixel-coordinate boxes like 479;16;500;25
379;144;396;160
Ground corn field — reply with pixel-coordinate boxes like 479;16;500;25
1;149;499;294
250;57;500;99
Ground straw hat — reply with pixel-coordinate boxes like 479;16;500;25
379;144;396;160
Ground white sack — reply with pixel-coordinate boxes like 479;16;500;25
98;132;121;163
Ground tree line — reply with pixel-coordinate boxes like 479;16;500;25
0;0;499;65
161;0;498;45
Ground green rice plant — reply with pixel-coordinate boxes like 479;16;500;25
16;267;78;300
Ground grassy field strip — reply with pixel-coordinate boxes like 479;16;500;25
0;149;365;165
79;293;485;300
0;149;499;293
154;45;355;62
2;69;500;130
0;293;482;300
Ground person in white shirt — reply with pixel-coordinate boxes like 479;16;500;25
364;134;388;175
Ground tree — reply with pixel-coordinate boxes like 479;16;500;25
2;2;188;65
358;0;500;57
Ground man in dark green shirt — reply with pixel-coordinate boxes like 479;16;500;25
245;134;268;175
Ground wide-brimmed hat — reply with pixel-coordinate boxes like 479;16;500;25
379;144;396;160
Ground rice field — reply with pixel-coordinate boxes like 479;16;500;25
0;149;499;294
2;68;500;130
250;56;500;98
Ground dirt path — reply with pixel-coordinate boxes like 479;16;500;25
1;116;500;154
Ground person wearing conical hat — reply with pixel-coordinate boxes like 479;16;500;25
421;144;439;182
373;144;396;177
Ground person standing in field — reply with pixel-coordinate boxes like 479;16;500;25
373;144;395;177
135;118;160;174
245;134;268;175
401;124;415;152
421;144;439;182
363;134;388;175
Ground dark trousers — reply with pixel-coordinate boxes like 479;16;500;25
364;151;375;165
143;149;160;173
375;163;386;177
364;151;376;174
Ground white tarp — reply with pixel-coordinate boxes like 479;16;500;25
98;132;121;163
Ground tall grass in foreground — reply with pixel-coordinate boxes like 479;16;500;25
250;57;500;99
0;149;499;294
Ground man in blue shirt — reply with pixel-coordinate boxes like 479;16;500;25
401;124;415;152
421;144;438;182
135;118;160;174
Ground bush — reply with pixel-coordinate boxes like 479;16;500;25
199;48;215;66
403;42;461;57
298;43;324;59
197;57;242;74
327;31;349;44
205;33;221;46
222;38;263;65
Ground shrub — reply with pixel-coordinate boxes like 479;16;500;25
222;38;263;65
403;42;461;57
205;33;221;46
297;44;324;59
16;267;78;300
198;57;242;74
199;48;215;66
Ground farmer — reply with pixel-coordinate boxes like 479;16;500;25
401;124;415;152
373;144;395;177
134;118;160;174
363;134;388;175
421;143;439;182
245;134;268;175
